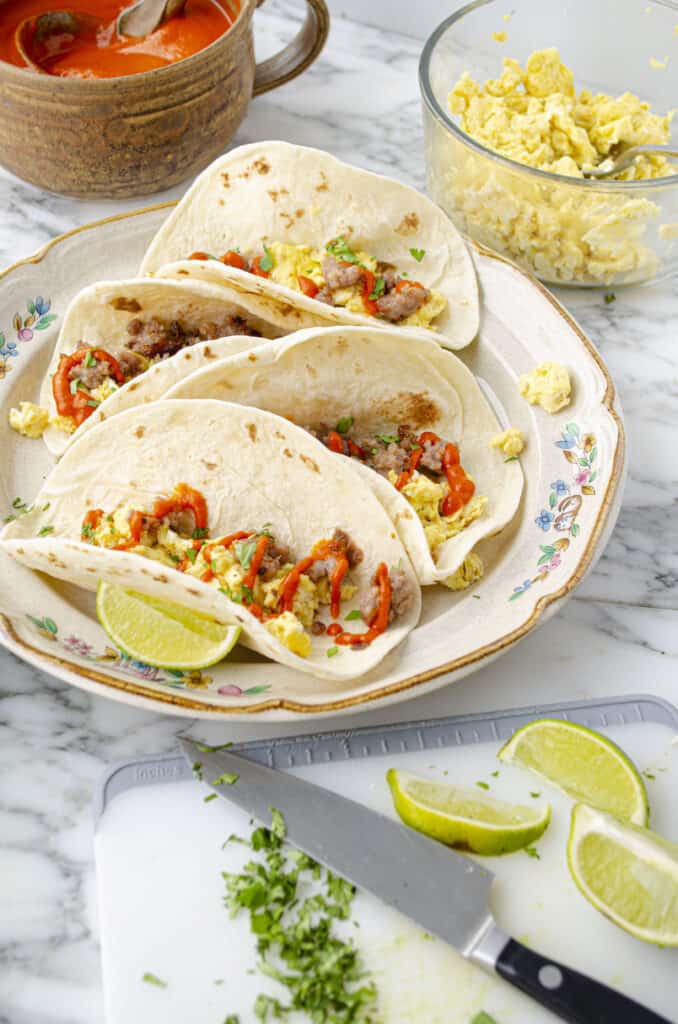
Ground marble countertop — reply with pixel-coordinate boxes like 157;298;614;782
1;4;677;1021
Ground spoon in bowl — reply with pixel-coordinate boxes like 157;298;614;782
16;0;188;74
582;145;678;179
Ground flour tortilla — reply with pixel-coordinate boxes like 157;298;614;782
140;142;479;350
1;400;420;681
162;327;523;585
40;276;298;456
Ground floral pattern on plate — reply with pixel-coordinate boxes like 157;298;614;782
0;297;57;381
510;422;599;601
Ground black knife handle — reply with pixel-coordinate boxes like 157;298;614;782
496;938;671;1024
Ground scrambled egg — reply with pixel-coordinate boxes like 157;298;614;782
490;427;525;456
393;470;488;554
443;551;485;591
9;402;50;439
437;48;678;284
266;612;312;658
266;241;447;330
449;48;674;179
518;362;572;414
90;379;120;405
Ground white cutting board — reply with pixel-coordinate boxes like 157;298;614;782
95;701;678;1024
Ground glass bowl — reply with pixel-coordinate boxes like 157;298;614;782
419;0;678;287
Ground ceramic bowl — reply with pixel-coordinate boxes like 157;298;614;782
0;0;329;199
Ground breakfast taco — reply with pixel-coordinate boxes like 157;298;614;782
161;327;524;587
11;276;302;456
139;142;479;350
0;400;421;680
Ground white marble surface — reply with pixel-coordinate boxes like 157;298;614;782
1;4;677;1022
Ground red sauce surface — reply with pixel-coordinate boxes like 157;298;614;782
0;0;240;78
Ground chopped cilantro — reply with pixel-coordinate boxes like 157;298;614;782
192;761;203;780
41;502;51;512
335;416;354;434
604;292;616;304
204;793;218;803
476;781;489;790
472;594;481;599
327;646;339;658
326;236;361;265
224;1017;239;1024
409;247;425;262
81;523;94;539
504;456;518;463
224;808;378;1022
370;448;378;455
369;276;385;300
524;845;540;859
345;609;362;621
643;770;656;780
530;791;541;798
142;972;167;988
12;497;26;509
83;350;96;368
196;741;234;752
168;553;181;564
185;547;198;564
259;245;275;272
234;538;258;568
241;584;254;603
38;525;54;537
490;770;499;777
219;585;242;604
213;772;239;786
375;434;399;444
69;377;81;395
192;527;209;539
86;399;100;408
472;1013;498;1024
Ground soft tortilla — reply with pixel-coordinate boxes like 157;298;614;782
140;141;479;350
1;399;421;681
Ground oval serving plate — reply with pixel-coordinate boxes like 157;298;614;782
0;205;625;719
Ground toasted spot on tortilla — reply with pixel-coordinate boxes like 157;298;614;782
16;546;24;554
376;390;441;429
305;362;317;378
217;379;233;390
202;459;217;471
253;157;270;175
283;448;293;458
203;346;215;359
183;352;192;360
316;172;329;192
218;199;225;207
274;430;285;440
280;212;295;229
187;587;200;596
247;353;257;362
177;269;189;276
134;426;145;439
111;297;142;312
300;454;320;473
296;209;304;219
396;212;420;235
333;336;348;351
221;172;230;187
85;567;97;573
280;304;294;315
246;423;258;442
48;554;67;569
153;574;169;583
127;382;139;392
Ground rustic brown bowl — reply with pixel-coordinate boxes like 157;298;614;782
0;0;329;199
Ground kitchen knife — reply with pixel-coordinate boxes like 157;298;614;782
181;739;670;1024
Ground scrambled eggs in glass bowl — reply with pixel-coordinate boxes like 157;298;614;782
419;0;678;286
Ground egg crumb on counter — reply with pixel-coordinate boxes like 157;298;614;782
518;362;572;414
9;402;50;439
492;31;507;42
490;427;525;456
443;551;485;591
434;47;678;285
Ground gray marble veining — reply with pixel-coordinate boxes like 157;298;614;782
0;3;677;1021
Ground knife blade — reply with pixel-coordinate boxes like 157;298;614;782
181;739;670;1024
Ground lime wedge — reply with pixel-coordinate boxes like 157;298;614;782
568;803;678;945
498;719;649;826
96;581;241;670
387;769;551;856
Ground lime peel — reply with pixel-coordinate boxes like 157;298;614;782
96;581;241;670
387;768;551;856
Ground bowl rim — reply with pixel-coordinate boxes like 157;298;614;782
418;0;678;192
0;0;252;87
